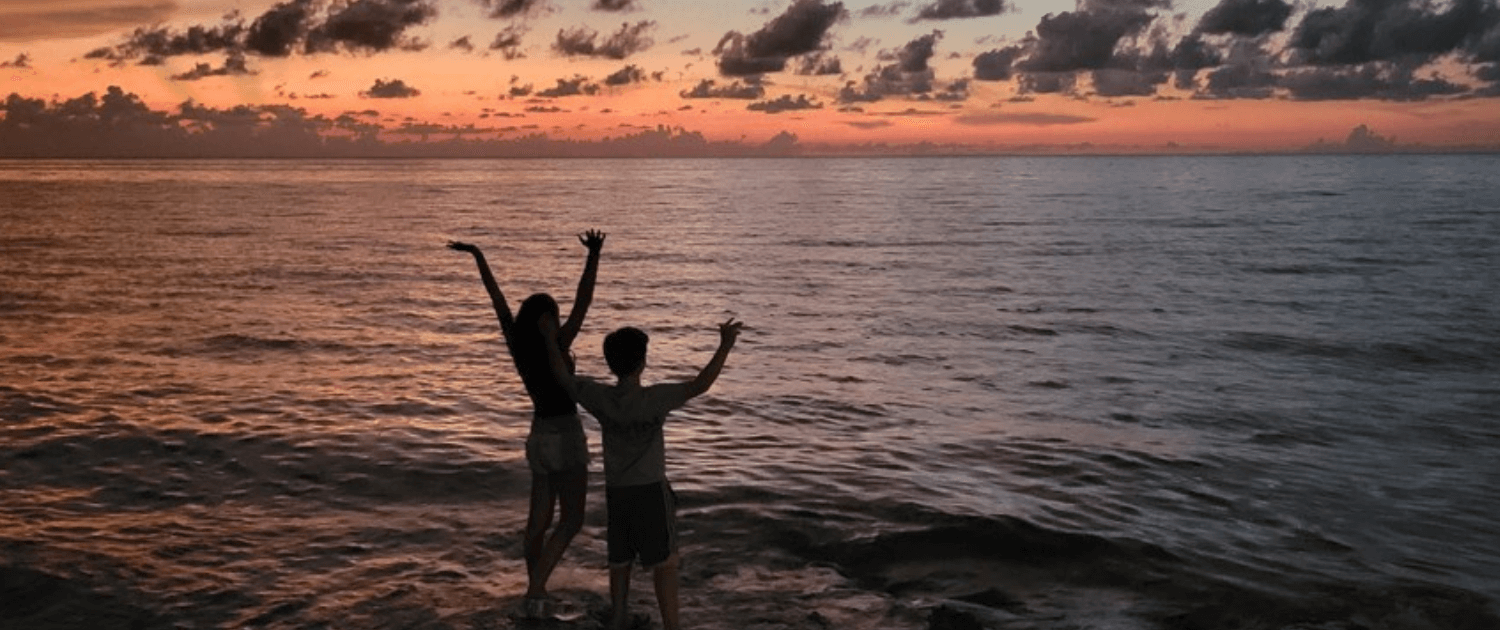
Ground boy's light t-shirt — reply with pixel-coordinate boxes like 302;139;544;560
572;378;692;487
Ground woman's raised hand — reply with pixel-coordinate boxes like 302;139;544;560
719;318;743;347
447;240;479;254
578;230;606;253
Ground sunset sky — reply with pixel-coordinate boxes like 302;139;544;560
3;0;1500;155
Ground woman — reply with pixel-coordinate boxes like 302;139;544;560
449;230;605;617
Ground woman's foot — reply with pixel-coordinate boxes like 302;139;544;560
521;595;554;620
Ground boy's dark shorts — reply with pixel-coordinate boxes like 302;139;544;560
605;481;676;567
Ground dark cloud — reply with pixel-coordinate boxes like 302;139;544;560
1;53;31;69
478;0;547;19
1019;5;1158;73
0;2;177;42
593;0;640;11
5;87;816;158
1304;124;1401;152
1166;34;1222;89
716;0;846;76
450;36;475;52
966;0;1179;96
1198;42;1278;99
927;78;969;101
796;51;843;75
85;0;434;62
1018;71;1076;94
679;78;766;99
747;94;823;113
1280;62;1468;100
554;21;655;59
837;81;883;103
838;31;941;102
858;2;910;18
911;0;1010;22
1288;0;1494;67
1195;0;1292;37
245;0;316;57
537;76;601;97
171;52;255;81
362;78;421;98
306;0;437;54
952;111;1094;125
896;30;941;72
972;45;1024;80
845;119;895;129
1090;68;1159;96
86;21;244;64
490;25;528;58
603;64;647;85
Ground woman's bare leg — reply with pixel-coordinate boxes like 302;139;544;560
524;472;557;599
530;467;587;598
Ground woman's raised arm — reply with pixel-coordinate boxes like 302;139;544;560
558;230;605;347
449;241;515;339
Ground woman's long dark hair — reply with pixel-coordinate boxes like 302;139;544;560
510;293;574;416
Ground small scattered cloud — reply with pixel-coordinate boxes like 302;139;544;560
537;75;601;97
593;0;640;11
490;24;528;58
796;51;843;75
478;0;548;19
362;78;421;98
748;93;823;113
554;21;655;59
910;0;1010;22
171;52;255;81
858;2;910;18
1;53;31;69
604;64;648;85
679;78;766;99
953;111;1094;125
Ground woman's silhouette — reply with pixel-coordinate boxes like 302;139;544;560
449;231;604;617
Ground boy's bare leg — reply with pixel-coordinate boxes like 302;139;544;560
652;552;681;630
607;562;632;630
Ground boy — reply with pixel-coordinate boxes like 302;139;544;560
542;317;743;630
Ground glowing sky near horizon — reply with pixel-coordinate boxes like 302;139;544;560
3;0;1499;152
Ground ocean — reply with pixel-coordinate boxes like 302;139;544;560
2;155;1497;630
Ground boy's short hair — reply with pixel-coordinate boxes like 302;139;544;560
603;327;649;377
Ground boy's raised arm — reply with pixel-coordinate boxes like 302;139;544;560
448;241;515;339
686;319;743;398
558;230;606;348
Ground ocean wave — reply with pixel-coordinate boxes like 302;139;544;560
0;425;526;509
1219;331;1496;371
736;503;1500;630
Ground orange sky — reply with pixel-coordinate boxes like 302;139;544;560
3;0;1499;155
